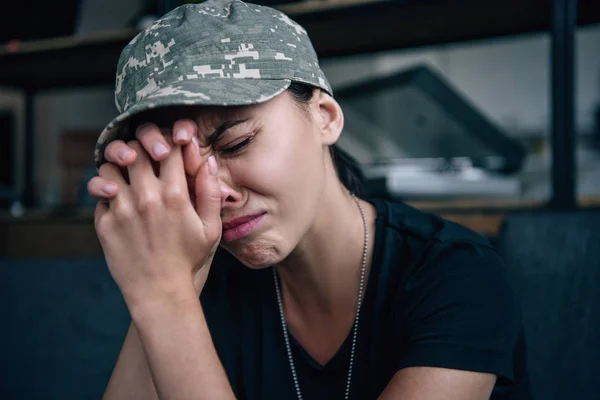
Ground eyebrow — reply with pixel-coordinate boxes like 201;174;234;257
207;118;249;146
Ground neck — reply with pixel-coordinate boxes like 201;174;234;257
275;182;375;324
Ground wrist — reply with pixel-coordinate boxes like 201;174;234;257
127;278;200;324
194;262;213;295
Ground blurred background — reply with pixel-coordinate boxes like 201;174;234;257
0;0;599;399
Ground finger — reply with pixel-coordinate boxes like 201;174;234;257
174;117;200;176
87;176;119;201
98;162;128;186
160;136;187;187
194;155;222;232
94;200;109;229
172;118;197;145
186;174;196;205
104;140;138;167
135;122;172;161
183;135;202;176
98;162;134;221
127;140;157;190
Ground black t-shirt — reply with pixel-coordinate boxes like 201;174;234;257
201;198;527;399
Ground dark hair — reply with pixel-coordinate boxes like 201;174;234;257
287;82;365;196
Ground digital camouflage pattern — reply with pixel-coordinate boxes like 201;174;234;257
95;0;332;167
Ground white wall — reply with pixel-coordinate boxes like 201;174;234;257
320;26;600;198
322;25;600;137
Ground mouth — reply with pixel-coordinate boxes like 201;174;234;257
221;213;266;243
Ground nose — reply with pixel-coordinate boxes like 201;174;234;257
217;165;243;208
219;183;242;207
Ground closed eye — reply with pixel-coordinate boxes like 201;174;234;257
219;136;254;156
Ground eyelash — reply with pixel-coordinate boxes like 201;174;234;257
219;136;254;156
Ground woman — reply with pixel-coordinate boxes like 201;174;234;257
88;1;525;399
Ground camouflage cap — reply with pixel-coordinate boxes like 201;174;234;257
94;0;332;167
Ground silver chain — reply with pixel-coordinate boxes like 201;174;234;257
272;192;369;400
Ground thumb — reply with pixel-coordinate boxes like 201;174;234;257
194;155;222;233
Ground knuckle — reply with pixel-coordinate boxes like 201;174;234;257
104;140;123;160
95;214;112;238
136;190;161;214
87;176;99;191
94;209;115;239
98;163;118;178
113;201;135;221
87;177;102;195
135;122;158;140
163;183;187;207
127;139;142;152
174;118;196;132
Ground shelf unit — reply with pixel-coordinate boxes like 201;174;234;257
6;195;600;258
2;0;599;88
0;0;597;212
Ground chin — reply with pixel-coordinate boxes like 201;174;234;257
223;240;285;270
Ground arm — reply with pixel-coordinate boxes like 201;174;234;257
103;287;233;400
103;268;221;400
379;367;496;400
103;323;159;400
92;128;235;399
126;282;235;400
103;265;227;400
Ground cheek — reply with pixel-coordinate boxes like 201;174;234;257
221;123;325;265
232;126;321;199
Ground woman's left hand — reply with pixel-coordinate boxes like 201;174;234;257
94;136;222;308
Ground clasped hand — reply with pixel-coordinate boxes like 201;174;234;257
88;121;221;306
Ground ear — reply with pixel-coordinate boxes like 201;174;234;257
311;89;344;146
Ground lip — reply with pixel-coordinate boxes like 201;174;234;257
221;213;265;242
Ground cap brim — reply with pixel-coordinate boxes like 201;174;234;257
95;78;292;168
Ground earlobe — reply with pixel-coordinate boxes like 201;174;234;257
317;92;344;146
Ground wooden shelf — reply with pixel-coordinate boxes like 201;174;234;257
291;0;600;57
0;28;138;90
0;0;598;90
2;196;600;259
411;196;600;236
276;0;386;15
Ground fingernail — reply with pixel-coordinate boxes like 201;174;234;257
174;128;188;142
208;155;218;176
153;142;168;157
102;184;116;195
118;149;131;162
191;136;199;152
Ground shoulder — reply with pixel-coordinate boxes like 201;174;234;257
369;197;505;286
369;198;521;384
369;197;513;316
369;197;493;251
